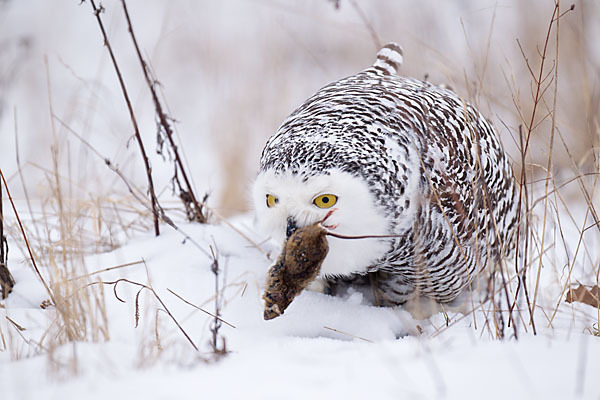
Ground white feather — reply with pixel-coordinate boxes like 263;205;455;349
252;169;391;277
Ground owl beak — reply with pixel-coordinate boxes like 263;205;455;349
286;217;298;239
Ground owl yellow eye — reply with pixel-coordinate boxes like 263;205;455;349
266;194;279;208
313;194;338;209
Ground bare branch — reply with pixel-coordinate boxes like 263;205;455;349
120;0;207;223
88;0;161;235
0;175;15;299
87;278;199;352
0;169;53;303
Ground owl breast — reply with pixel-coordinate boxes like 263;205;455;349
253;43;518;306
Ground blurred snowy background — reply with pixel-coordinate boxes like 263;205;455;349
1;1;599;399
1;0;598;215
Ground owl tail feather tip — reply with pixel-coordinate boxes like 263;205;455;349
373;42;403;75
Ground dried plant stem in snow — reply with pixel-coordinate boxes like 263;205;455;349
323;326;373;343
0;169;54;303
209;246;227;355
54;116;211;259
0;175;15;299
167;288;236;329
530;0;563;329
120;0;207;224
88;0;161;236
510;2;573;334
87;278;199;352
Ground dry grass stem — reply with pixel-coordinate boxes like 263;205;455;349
120;0;207;224
88;0;161;236
54;114;211;258
530;0;562;327
323;326;374;343
0;169;54;303
86;278;200;352
68;260;145;282
0;174;15;299
209;245;227;356
167;288;236;329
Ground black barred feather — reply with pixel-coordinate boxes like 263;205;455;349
258;43;518;305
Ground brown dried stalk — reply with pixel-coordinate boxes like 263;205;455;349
510;1;575;333
54;115;210;258
209;245;227;355
529;0;564;331
0;175;15;299
0;169;54;304
88;278;199;352
167;288;236;329
323;326;374;343
120;0;206;223
88;0;161;236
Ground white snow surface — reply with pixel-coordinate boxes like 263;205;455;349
1;212;600;400
1;1;599;399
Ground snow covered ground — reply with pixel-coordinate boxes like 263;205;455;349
1;207;600;400
1;1;600;399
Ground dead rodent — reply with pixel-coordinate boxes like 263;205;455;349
263;222;329;320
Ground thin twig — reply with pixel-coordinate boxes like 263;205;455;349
53;115;150;205
209;245;227;355
68;260;145;281
0;169;55;304
325;231;405;240
6;316;26;332
323;326;374;343
208;207;270;259
167;288;236;329
530;0;562;331
54;115;210;258
88;0;161;236
120;0;206;223
87;278;199;352
0;174;15;299
510;2;571;332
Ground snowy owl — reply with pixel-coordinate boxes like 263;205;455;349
253;43;518;307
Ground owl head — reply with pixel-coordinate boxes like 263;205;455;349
252;165;392;277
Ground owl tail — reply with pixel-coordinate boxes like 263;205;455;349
372;42;404;75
